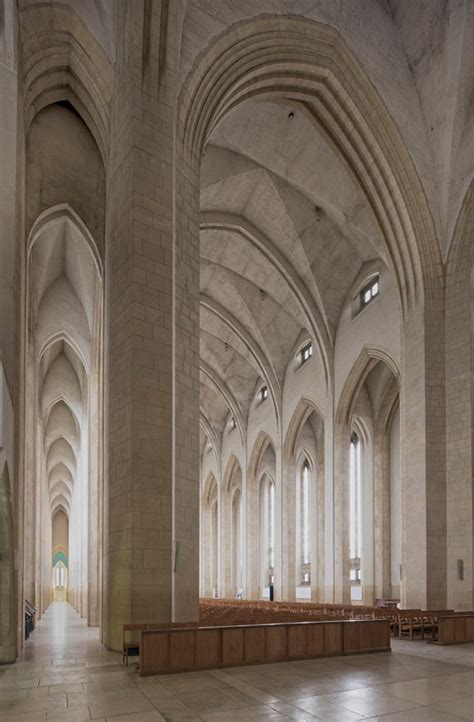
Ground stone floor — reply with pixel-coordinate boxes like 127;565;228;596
2;604;474;721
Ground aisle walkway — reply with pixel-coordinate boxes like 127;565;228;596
2;603;474;721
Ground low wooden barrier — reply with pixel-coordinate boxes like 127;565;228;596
139;618;390;675
437;615;474;644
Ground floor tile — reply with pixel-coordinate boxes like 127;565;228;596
428;696;474;721
150;696;195;719
5;603;474;722
104;712;165;722
175;689;247;713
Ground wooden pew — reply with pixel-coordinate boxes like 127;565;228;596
398;610;454;641
124;600;469;667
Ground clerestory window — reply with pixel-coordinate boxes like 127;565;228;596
299;341;312;366
360;276;379;309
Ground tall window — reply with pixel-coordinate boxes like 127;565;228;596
259;476;275;589
53;562;67;588
296;458;312;587
349;432;362;585
211;500;218;594
302;461;310;566
269;480;275;571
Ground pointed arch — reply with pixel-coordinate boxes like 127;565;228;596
284;397;324;463
201;211;332;387
27;204;104;276
222;454;242;496
282;398;325;602
20;3;112;162
336;346;400;428
52;551;68;568
201;471;219;597
39;332;89;376
220;454;243;596
178;16;443;317
446;182;474;282
202;471;218;506
335;347;400;605
248;431;274;486
44;397;81;440
200;361;246;449
199;413;221;480
201;294;281;426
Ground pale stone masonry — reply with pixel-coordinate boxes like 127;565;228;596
106;1;199;651
0;0;472;661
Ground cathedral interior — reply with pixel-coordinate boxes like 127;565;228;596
0;1;473;720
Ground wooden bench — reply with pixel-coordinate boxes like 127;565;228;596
139;618;390;675
125;599;471;667
398;610;454;640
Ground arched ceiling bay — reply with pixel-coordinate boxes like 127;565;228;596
29;205;101;527
199;97;386;454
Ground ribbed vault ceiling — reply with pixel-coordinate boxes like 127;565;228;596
30;213;101;522
199;98;385;441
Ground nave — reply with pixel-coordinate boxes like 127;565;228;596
3;603;474;721
1;1;474;707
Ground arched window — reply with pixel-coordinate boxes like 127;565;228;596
349;432;362;586
53;561;67;589
269;479;275;572
211;500;218;594
201;474;218;597
302;461;310;566
297;458;311;585
259;475;275;591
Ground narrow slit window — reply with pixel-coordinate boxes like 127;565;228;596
257;386;268;404
349;432;362;586
360;276;379;309
300;341;312;366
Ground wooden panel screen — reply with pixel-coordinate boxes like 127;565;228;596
438;615;474;644
139;619;390;676
221;627;243;665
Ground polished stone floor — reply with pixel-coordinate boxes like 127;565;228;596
2;604;474;721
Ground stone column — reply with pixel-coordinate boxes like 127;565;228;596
445;255;474;610
361;439;375;605
88;305;103;627
0;0;17;386
104;0;199;651
221;489;233;597
281;458;297;601
373;427;392;600
323;418;334;603
401;294;447;609
0;0;22;653
333;424;351;604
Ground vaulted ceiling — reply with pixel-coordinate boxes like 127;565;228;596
199;97;384;438
30;213;101;521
